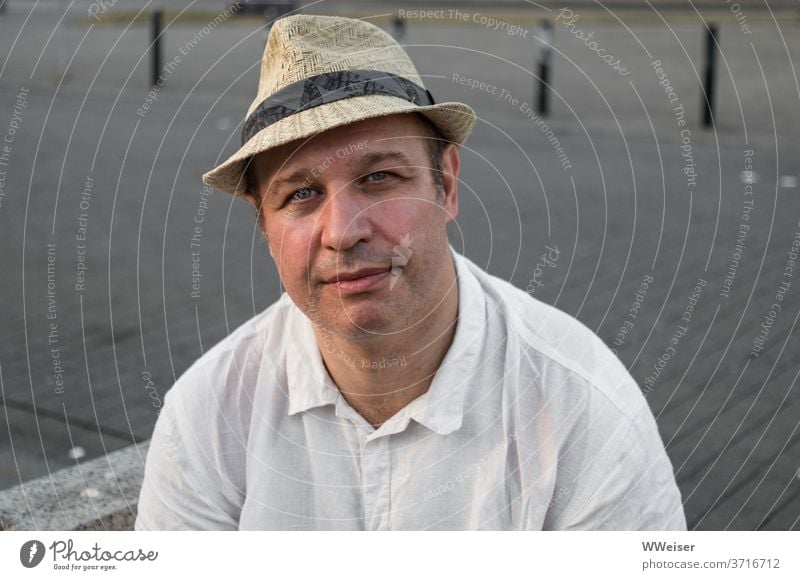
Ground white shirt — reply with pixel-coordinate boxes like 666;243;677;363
135;248;686;530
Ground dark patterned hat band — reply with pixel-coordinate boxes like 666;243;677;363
241;69;436;146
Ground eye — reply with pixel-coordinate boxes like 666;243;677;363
366;171;389;182
289;186;318;203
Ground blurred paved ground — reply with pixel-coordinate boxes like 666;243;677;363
1;0;799;530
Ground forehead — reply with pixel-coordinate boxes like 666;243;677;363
252;113;430;179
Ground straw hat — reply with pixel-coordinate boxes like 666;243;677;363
201;14;476;198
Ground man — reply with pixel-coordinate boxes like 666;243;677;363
135;14;686;530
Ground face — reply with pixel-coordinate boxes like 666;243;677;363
252;113;460;342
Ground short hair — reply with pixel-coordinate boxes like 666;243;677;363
244;112;449;218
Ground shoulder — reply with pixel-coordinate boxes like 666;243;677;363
162;294;294;432
137;296;298;530
457;252;647;422
455;254;683;528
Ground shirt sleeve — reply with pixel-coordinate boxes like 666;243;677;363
134;388;242;531
547;395;687;531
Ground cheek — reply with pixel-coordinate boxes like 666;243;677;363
266;219;315;287
376;198;447;248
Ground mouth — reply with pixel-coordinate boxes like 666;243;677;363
322;266;392;294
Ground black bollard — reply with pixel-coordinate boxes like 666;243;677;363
392;16;406;42
151;8;163;88
536;19;553;117
702;24;718;128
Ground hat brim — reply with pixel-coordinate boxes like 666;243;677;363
201;94;476;198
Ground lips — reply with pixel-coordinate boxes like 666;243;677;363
321;266;393;294
324;266;391;284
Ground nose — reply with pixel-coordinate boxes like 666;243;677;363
319;184;373;251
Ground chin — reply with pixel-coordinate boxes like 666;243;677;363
328;302;403;339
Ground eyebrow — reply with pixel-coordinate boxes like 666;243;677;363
265;150;416;199
352;150;415;171
265;169;315;197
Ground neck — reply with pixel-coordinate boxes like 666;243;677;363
316;256;459;429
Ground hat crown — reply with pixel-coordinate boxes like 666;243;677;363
203;13;475;198
251;15;424;117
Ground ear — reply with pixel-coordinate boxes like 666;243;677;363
440;144;460;223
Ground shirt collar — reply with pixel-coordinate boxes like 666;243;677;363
285;305;340;416
285;246;486;436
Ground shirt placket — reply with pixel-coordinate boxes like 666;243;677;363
360;434;392;530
